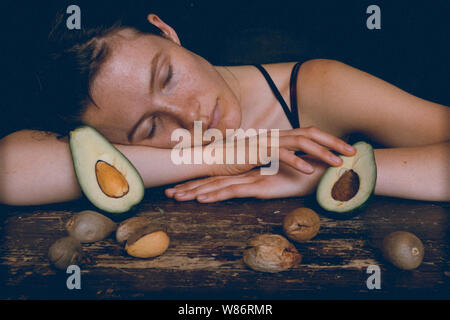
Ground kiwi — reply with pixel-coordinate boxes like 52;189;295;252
48;237;83;270
66;210;117;243
382;231;424;270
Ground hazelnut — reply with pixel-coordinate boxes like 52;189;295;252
243;234;301;273
283;207;320;242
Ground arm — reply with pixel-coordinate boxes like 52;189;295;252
0;127;355;206
374;142;449;201
0;130;210;206
165;142;450;203
166;60;450;203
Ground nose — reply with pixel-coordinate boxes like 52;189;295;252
161;97;209;130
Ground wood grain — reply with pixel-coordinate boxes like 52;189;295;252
0;186;448;299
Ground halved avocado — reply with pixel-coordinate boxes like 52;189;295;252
316;141;377;217
69;126;145;214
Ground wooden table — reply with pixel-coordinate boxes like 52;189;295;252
1;186;448;300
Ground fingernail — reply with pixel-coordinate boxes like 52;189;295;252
175;192;185;197
332;155;342;164
345;145;356;153
304;164;314;173
197;195;207;201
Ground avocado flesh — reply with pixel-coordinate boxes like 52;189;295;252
69;126;145;214
316;142;377;214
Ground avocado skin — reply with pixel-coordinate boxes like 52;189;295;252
313;193;373;220
382;231;424;270
74;200;144;223
69;125;145;214
315;141;377;219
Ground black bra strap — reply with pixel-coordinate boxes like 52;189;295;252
253;63;302;129
289;62;302;129
252;64;295;128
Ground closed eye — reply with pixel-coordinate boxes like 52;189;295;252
147;116;157;139
162;64;173;88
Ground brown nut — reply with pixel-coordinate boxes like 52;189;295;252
116;216;152;244
95;160;129;198
382;231;424;270
66;210;117;243
243;234;301;273
48;237;83;270
125;225;170;258
283;207;321;242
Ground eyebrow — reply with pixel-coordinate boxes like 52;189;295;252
149;50;163;94
127;50;162;143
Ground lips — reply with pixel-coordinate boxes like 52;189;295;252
208;99;221;129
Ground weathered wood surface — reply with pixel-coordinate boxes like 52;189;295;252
0;186;449;299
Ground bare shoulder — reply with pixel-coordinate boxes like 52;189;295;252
229;61;300;105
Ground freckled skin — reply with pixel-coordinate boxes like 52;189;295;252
82;29;242;149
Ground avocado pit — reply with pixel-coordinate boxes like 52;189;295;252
331;169;360;201
95;160;129;198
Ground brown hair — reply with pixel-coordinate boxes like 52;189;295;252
34;2;163;136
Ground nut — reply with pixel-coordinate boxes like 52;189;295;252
48;237;83;270
243;234;301;273
66;210;117;243
116;216;152;244
95;160;129;198
331;169;360;201
382;231;424;270
125;225;170;258
282;207;321;242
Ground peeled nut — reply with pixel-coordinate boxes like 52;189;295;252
125;225;170;258
116;216;152;244
243;234;301;273
95;160;129;198
283;207;321;242
66;210;117;243
48;237;83;270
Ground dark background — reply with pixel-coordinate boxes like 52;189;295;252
1;0;449;138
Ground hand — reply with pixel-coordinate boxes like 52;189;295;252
206;126;355;176
166;156;328;202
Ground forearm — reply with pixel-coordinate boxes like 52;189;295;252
373;142;450;201
0;130;209;206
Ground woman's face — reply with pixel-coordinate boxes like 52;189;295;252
82;29;241;148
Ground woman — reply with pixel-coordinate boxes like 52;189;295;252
0;11;448;206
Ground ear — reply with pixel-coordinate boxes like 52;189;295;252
147;14;181;45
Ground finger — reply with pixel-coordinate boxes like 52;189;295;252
277;135;343;167
171;176;223;193
196;183;260;203
174;175;258;201
169;169;259;193
278;148;314;174
282;127;356;156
